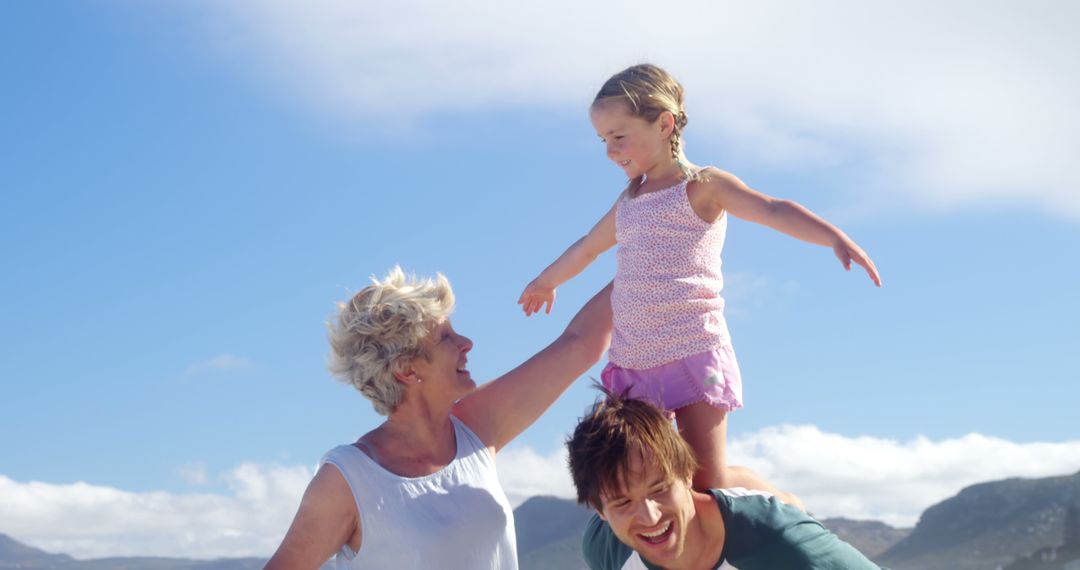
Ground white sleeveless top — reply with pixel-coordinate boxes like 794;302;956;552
322;416;518;569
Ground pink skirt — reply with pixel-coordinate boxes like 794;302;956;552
601;346;744;413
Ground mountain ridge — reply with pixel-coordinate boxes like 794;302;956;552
877;470;1080;570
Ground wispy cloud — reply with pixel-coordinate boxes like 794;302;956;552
182;0;1080;218
721;270;799;319
183;354;254;376
4;428;1079;559
178;462;210;486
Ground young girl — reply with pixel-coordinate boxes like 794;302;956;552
519;64;881;505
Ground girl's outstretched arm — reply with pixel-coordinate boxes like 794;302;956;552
518;197;619;315
702;168;882;286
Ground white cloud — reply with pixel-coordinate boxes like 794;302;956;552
728;426;1080;526
182;0;1080;218
4;429;1079;559
184;354;254;376
498;427;1080;527
0;463;311;560
497;446;577;507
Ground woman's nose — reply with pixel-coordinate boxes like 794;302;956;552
458;334;473;353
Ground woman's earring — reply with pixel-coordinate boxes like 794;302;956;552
416;377;423;385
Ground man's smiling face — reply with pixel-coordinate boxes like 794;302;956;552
598;448;697;569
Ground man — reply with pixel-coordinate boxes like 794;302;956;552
566;393;885;569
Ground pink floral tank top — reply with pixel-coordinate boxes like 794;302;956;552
609;177;731;369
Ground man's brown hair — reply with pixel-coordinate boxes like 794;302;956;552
566;389;699;511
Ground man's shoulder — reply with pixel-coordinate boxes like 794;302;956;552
711;487;835;542
710;487;812;525
583;514;651;570
709;488;884;569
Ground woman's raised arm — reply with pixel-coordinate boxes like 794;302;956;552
454;282;613;453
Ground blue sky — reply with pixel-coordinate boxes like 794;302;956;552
2;0;1079;560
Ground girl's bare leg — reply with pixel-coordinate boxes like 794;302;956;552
674;401;804;509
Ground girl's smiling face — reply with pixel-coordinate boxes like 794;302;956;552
590;100;674;180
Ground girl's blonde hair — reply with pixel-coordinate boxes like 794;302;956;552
593;63;702;193
327;266;455;415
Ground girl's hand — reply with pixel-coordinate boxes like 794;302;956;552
518;279;556;316
833;237;882;287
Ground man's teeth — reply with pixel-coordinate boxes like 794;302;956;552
640;522;670;538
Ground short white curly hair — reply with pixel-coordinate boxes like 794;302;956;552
327;266;455;415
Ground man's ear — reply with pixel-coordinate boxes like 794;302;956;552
596;507;607;522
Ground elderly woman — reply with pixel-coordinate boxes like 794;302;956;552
266;267;612;569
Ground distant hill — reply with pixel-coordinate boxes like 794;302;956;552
514;495;593;570
0;533;74;568
1003;502;1080;568
1004;543;1080;570
0;535;265;570
818;517;911;560
879;471;1080;570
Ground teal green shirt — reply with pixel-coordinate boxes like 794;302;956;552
583;489;885;569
